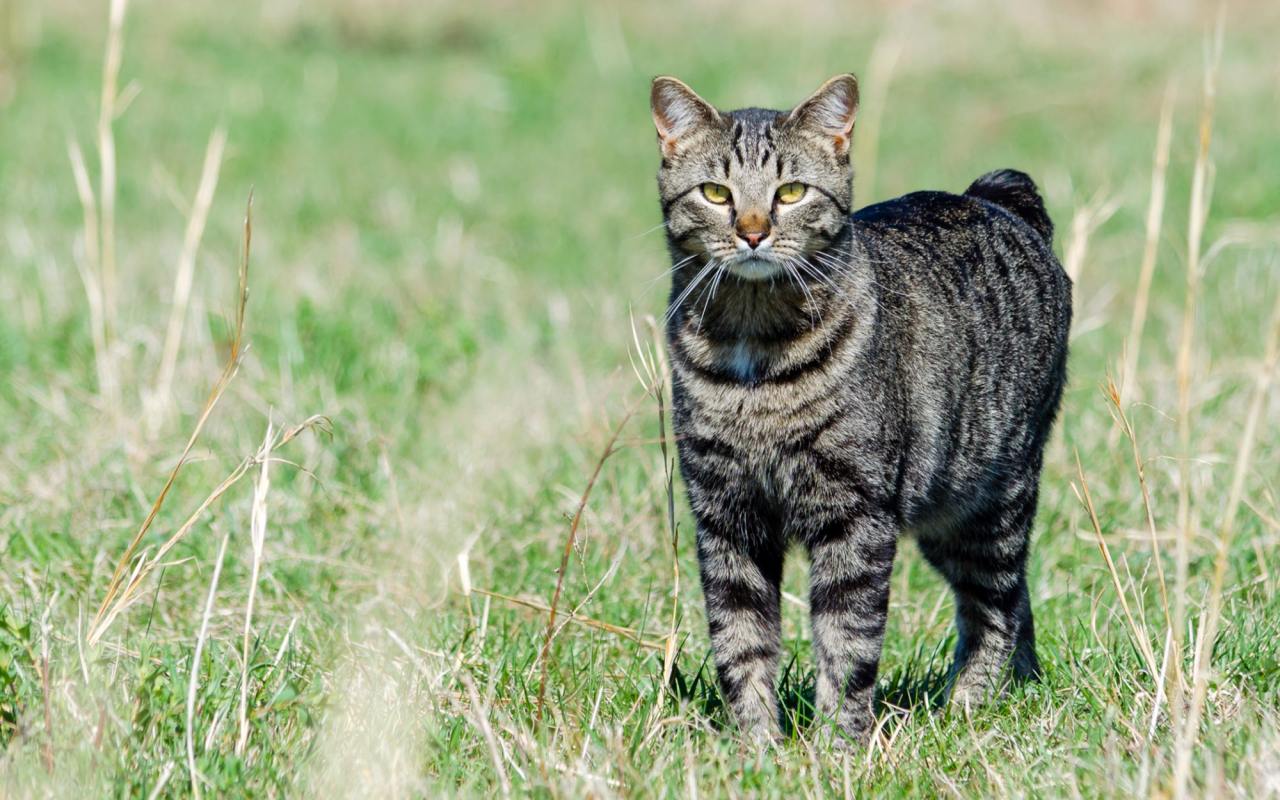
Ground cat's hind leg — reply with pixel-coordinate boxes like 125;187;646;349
917;481;1041;708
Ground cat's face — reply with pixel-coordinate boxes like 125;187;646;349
651;75;858;281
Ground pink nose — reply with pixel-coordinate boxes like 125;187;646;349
741;231;766;248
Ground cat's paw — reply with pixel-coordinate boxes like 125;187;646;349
731;710;783;749
810;712;873;751
737;723;784;751
945;670;1006;711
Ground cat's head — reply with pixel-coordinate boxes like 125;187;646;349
650;74;858;282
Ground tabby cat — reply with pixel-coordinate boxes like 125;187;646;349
649;74;1071;744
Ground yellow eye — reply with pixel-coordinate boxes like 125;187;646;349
701;183;732;204
776;182;807;204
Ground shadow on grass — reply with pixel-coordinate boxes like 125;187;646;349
666;641;954;739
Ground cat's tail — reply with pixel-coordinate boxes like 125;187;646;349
965;169;1053;243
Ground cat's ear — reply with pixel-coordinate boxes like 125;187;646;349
651;76;720;157
788;74;859;156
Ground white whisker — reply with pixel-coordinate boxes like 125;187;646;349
664;258;720;326
695;260;729;333
626;219;671;240
637;251;700;295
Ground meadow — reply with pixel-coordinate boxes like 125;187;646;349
0;0;1278;796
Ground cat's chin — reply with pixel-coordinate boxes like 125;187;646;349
726;257;784;281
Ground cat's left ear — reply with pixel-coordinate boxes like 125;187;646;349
788;74;859;156
651;76;721;158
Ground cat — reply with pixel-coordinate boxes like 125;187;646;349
649;74;1071;744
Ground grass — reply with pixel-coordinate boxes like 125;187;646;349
1;0;1279;796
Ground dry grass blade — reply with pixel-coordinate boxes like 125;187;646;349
1170;14;1223;752
1072;451;1160;680
1118;82;1175;409
461;674;512;799
91;414;329;644
1103;377;1171;631
1177;283;1280;786
97;0;127;340
474;588;664;651
37;605;54;773
66;138;115;405
144;763;176;800
649;316;682;694
89;193;255;645
1103;375;1176;729
155;126;228;411
534;393;645;724
852;33;902;206
1063;189;1121;287
630;313;682;692
1171;12;1224;796
187;531;230;800
236;420;273;757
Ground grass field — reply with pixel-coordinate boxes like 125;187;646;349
1;0;1279;796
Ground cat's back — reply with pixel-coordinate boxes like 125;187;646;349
851;174;1071;351
852;172;1068;306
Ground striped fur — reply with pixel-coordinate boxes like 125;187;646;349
650;75;1071;743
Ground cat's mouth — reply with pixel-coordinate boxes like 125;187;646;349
726;255;784;281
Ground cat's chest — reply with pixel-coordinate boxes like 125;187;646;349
725;340;762;383
674;354;846;456
674;373;862;520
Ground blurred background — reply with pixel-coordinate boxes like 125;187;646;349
1;0;1277;796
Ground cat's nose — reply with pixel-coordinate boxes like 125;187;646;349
735;212;771;249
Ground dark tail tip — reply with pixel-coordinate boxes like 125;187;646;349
965;169;1053;243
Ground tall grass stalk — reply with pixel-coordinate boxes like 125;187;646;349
534;394;643;724
89;194;255;645
1170;17;1223;766
236;420;273;756
67;138;113;404
96;0;126;346
1118;83;1175;410
187;531;230;800
852;34;902;206
154;127;227;417
1170;12;1224;796
1176;284;1280;791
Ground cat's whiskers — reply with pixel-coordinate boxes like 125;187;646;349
625;219;671;241
664;257;721;327
694;258;733;333
787;252;843;296
639;251;701;295
812;249;912;301
813;245;904;289
778;256;819;328
809;250;918;326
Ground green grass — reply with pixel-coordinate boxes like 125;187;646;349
1;1;1279;796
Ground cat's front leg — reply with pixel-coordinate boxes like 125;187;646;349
695;520;786;741
805;513;898;745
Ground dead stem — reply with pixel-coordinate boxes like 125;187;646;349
1171;11;1224;796
534;394;645;724
1118;83;1175;409
88;193;256;645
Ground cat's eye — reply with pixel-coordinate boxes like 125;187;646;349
776;182;807;204
701;183;732;205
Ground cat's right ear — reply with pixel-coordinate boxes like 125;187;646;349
788;74;859;157
651;77;720;158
